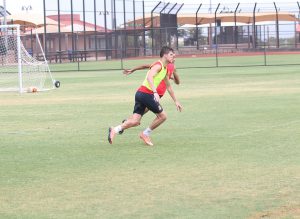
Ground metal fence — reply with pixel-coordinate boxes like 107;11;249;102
19;1;300;70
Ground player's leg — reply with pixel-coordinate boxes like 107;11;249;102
121;95;162;134
120;107;149;134
149;111;167;130
108;113;142;144
147;94;166;130
121;113;142;130
120;91;147;131
139;93;166;146
142;95;162;115
108;91;146;144
118;119;127;134
140;110;167;145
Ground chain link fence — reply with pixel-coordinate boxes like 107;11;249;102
16;0;300;71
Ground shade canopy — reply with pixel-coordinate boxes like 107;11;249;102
27;24;104;34
0;13;57;27
179;12;299;25
127;12;300;27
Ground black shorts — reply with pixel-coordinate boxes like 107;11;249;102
133;91;163;115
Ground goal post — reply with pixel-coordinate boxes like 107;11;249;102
0;24;59;93
16;25;22;93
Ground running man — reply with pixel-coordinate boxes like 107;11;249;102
108;46;182;146
119;61;180;134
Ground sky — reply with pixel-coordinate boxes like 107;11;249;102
5;0;296;16
4;0;297;36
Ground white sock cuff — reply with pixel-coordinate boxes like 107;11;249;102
114;125;122;133
143;127;152;136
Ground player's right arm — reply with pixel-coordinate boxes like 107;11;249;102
123;64;151;75
164;76;182;112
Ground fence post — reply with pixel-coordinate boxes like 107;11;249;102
234;3;240;49
264;25;267;66
196;4;202;50
273;2;280;48
57;0;62;63
70;0;75;62
297;2;300;48
133;0;137;56
159;2;170;48
167;3;177;47
175;4;184;51
104;0;108;60
214;3;220;67
142;0;146;56
93;0;97;60
252;3;257;49
120;30;124;70
113;0;117;59
83;0;87;61
43;0;47;59
123;0;127;58
151;1;161;56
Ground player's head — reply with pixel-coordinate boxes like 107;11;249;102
160;46;175;63
160;46;174;57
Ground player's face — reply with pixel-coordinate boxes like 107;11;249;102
165;51;175;63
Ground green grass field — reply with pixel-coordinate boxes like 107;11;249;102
1;60;300;218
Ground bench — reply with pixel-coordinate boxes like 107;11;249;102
36;51;91;63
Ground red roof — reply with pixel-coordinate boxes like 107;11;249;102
297;24;300;32
47;14;109;32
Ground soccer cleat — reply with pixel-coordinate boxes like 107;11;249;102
108;127;116;144
139;132;154;146
119;119;126;134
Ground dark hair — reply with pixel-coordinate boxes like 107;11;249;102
159;46;174;58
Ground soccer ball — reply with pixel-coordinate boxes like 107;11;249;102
54;80;61;88
27;87;38;93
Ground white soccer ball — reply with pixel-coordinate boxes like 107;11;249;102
27;87;38;93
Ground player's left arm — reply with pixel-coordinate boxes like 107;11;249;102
164;76;182;112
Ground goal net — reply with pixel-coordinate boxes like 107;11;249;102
0;24;57;93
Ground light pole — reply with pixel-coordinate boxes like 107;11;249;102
21;5;33;55
21;5;32;12
209;0;213;48
3;0;7;25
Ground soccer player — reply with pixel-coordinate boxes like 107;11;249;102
108;46;182;146
119;61;180;134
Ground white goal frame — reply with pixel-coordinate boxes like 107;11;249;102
0;24;57;93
